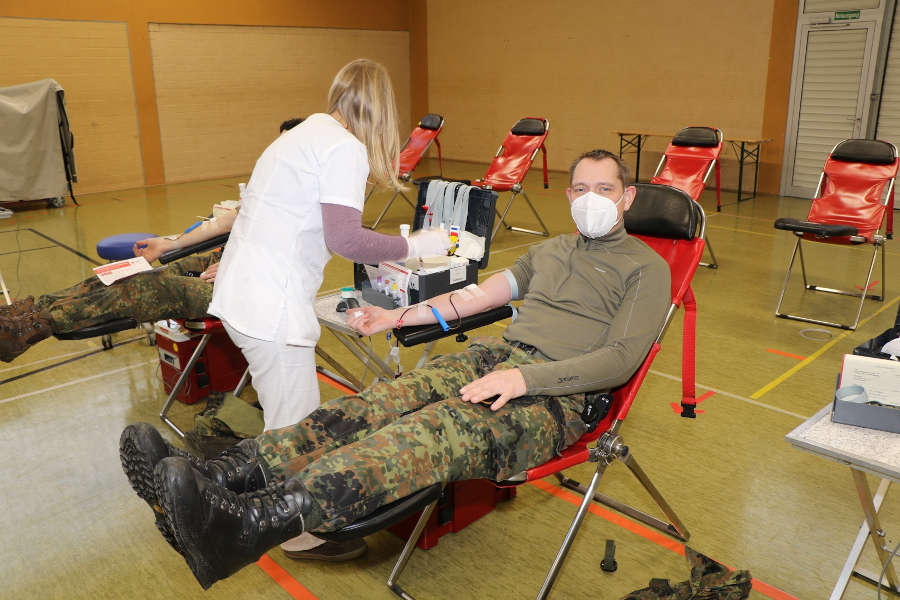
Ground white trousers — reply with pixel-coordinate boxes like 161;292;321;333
221;320;320;432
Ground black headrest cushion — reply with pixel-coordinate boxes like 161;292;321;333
510;118;546;136
625;184;698;240
672;127;720;148
419;114;443;131
831;139;896;165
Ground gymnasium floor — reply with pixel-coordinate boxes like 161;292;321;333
1;157;897;599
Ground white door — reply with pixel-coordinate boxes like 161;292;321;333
782;21;879;197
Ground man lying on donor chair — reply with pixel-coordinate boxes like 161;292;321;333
119;148;671;589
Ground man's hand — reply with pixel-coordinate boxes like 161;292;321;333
133;237;177;263
199;262;219;282
345;305;396;336
460;368;526;411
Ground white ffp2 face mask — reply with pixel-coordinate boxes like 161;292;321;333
570;191;624;238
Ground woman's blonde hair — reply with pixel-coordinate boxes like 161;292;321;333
327;59;401;190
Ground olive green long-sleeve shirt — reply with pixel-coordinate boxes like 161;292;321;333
502;225;670;396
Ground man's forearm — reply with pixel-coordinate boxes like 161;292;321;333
388;272;511;328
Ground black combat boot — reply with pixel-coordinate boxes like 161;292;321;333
0;309;51;362
155;456;312;590
119;423;270;554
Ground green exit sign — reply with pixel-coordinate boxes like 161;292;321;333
834;10;861;20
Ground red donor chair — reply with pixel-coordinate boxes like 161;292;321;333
650;126;723;268
318;182;706;599
471;117;550;240
774;138;899;330
368;113;445;229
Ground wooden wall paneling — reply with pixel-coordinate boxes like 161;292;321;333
150;24;411;184
0;17;145;195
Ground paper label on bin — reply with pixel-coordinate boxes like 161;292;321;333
93;256;152;286
449;264;466;285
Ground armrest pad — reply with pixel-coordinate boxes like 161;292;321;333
54;318;138;340
315;483;443;542
394;305;513;347
774;218;858;238
159;233;230;264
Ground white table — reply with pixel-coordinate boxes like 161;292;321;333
786;404;900;598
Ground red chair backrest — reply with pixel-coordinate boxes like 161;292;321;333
480;117;548;191
807;139;899;241
397;114;444;177
523;185;704;481
650;126;723;202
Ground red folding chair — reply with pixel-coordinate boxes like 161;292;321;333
368;113;445;229
318;183;705;599
774;139;899;330
650;126;722;268
471;117;550;240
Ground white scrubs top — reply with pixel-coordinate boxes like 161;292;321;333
209;113;368;346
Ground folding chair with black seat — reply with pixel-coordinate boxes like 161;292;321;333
471;117;550;240
368;113;445;230
774;139;899;331
317;182;706;599
650;126;723;268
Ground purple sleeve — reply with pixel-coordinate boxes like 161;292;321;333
321;202;409;263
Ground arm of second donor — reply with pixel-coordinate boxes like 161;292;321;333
133;209;237;263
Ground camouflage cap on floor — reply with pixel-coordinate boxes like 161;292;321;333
621;546;751;600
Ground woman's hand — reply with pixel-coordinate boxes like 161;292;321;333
345;305;396;336
459;368;527;411
133;237;177;263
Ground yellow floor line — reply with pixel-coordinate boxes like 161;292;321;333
0;359;156;406
750;295;900;400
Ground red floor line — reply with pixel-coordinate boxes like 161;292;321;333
766;348;807;361
257;554;319;600
696;390;716;402
317;370;357;395
528;479;800;600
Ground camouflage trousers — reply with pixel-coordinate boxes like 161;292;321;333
256;336;588;532
36;250;221;335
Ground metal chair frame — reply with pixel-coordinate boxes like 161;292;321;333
774;140;898;331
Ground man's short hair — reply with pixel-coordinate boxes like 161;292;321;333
280;118;305;133
568;149;632;188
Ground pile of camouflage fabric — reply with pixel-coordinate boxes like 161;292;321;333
622;547;751;600
184;392;264;459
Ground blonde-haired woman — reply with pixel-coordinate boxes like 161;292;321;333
206;59;448;558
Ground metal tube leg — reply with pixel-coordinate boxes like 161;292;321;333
849;244;881;330
506;190;550;237
700;234;718;269
492;192;518;240
159;333;211;438
233;366;251;397
851;469;900;592
387;497;441;599
537;462;611;600
370;190;401;230
831;479;892;600
775;238;801;316
621;453;690;540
